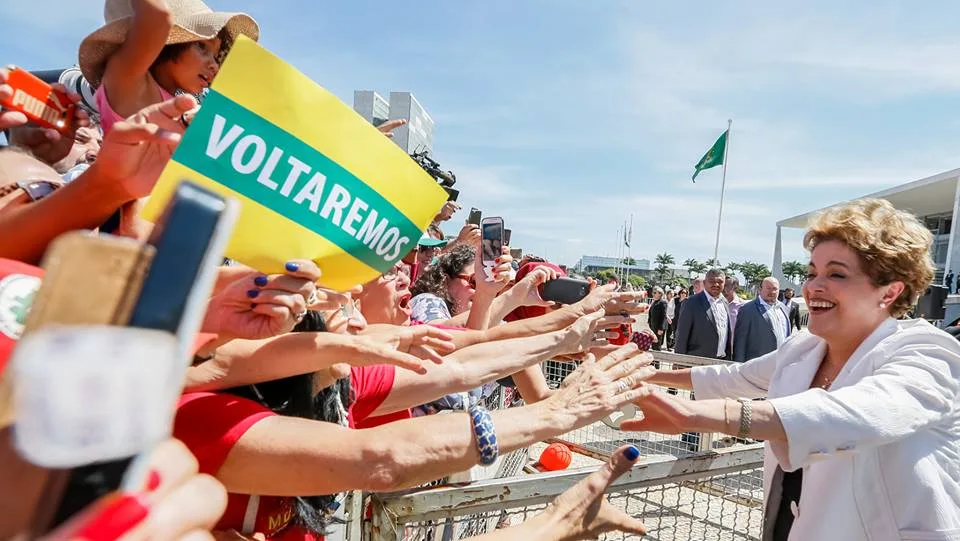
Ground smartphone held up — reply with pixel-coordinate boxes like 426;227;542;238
0;65;75;133
480;216;504;266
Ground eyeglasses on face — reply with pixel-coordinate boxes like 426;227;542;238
382;264;411;282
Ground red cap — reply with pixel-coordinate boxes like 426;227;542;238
0;259;44;375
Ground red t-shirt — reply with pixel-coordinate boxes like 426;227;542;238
173;364;405;539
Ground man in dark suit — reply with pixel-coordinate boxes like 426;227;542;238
783;287;802;332
674;268;730;359
648;286;668;350
733;277;791;362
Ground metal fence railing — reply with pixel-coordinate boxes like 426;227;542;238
366;445;765;541
351;351;766;541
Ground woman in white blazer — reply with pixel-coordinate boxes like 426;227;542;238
625;199;960;541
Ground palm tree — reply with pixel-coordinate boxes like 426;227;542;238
737;261;772;291
782;261;806;284
654;252;675;284
683;258;708;277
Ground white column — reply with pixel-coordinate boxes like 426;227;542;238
945;178;960;291
772;226;784;283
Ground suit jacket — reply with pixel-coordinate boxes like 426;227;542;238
690;318;960;540
733;298;790;362
648;299;667;332
673;291;729;358
784;299;802;331
672;298;685;325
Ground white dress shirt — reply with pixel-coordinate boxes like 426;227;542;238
690;318;960;540
759;298;788;346
666;298;676;321
706;292;728;357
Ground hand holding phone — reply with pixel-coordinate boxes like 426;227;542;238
467;208;482;226
540;277;592;305
480;217;504;269
0;66;75;134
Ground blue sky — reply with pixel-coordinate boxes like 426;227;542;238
9;1;960;269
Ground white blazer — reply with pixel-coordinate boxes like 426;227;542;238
691;318;960;541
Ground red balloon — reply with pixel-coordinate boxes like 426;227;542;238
539;442;572;471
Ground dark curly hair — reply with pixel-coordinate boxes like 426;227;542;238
410;244;476;315
150;28;234;76
226;311;351;536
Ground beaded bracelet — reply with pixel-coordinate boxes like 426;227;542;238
468;403;499;466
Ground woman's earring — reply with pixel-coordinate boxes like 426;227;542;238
879;302;887;309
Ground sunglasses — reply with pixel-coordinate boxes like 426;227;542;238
455;273;476;288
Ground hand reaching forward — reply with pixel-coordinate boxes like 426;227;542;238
361;324;457;364
544;343;655;429
90;94;197;202
572;284;646;317
619;387;695;435
466;445;647;541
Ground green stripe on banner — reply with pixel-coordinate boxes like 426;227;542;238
174;89;421;270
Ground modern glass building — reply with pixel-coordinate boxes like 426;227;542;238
773;168;960;285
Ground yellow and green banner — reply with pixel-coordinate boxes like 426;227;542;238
143;36;446;290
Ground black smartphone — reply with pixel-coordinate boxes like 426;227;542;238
468;208;482;226
504;228;512;245
444;187;459;202
540;277;591;305
510;248;522;260
480;216;504;265
46;182;237;529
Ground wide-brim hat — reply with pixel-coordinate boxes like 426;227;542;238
78;0;260;87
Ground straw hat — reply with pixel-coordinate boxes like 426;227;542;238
78;0;260;87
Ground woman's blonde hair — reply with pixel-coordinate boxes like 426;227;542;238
803;198;934;317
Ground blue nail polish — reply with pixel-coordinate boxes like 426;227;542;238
623;445;640;461
285;262;300;272
247;289;259;298
254;276;268;287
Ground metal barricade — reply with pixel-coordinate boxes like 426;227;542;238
359;352;766;541
367;445;765;540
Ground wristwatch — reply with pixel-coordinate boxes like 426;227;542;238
737;398;752;439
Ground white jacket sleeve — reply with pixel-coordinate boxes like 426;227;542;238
768;345;959;471
690;349;778;400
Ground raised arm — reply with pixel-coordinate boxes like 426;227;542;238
101;0;173;115
184;331;437;391
371;312;605;416
212;344;652;495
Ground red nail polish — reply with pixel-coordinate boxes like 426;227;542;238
145;469;161;492
73;494;149;541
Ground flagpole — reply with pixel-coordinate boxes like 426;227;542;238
712;118;732;262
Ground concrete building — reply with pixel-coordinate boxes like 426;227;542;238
353;91;435;155
773;168;960;285
352;91;390;127
388;92;434;154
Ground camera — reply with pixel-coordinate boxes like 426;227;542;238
410;149;456;187
32;67;98;118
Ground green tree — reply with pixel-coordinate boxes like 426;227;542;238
704;258;721;269
683;258;708;277
595;269;617;283
781;261;806;284
654;252;675;284
737;261;772;291
621;257;637;266
627;275;646;290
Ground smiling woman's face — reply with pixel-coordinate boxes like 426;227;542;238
802;239;901;345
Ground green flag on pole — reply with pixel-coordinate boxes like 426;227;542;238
692;130;728;182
